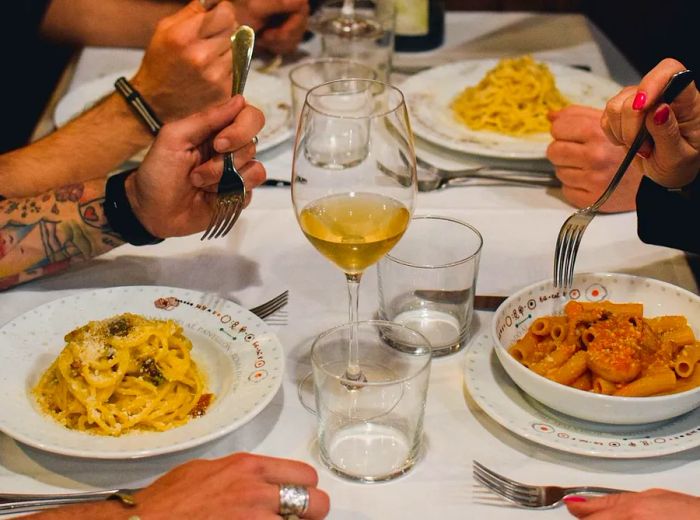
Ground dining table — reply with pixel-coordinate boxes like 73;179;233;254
3;10;700;520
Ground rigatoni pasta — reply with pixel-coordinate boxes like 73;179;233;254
508;301;700;397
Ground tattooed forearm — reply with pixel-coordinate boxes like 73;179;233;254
0;179;124;290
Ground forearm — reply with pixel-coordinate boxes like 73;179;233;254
0;179;124;290
0;94;152;198
41;0;185;47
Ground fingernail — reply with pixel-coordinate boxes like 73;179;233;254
191;172;204;187
632;91;647;111
563;496;587;504
215;138;230;151
653;105;670;125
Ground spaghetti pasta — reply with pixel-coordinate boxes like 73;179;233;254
450;55;569;136
34;313;212;436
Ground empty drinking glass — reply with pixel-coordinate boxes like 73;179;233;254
311;0;395;82
378;215;483;356
289;58;377;127
312;320;431;482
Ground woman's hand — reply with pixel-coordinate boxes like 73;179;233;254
601;58;700;189
126;95;266;239
547;105;643;213
565;489;700;520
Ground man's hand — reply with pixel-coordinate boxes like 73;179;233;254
235;0;310;55
126;96;266;239
547;105;643;213
131;0;238;122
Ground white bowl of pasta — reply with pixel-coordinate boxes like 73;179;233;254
490;273;700;425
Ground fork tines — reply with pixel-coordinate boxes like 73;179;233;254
553;214;589;290
249;290;289;320
472;461;540;507
202;152;246;240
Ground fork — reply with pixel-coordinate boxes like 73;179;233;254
201;25;255;240
473;461;628;509
249;290;289;322
553;69;694;290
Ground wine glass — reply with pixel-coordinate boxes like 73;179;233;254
292;78;417;409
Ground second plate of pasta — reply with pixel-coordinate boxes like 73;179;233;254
0;286;284;459
401;58;621;159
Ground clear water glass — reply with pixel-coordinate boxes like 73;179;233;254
312;320;431;482
378;215;483;356
311;0;395;82
289;58;377;127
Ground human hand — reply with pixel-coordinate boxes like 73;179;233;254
131;0;237;122
565;489;700;519
547;105;643;213
126;95;265;239
234;0;310;55
601;58;700;189
130;452;330;519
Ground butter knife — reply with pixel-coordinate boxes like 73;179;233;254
413;290;507;311
0;489;139;515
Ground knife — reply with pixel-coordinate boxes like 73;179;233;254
413;290;507;311
262;179;291;187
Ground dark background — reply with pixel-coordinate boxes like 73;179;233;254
2;0;696;155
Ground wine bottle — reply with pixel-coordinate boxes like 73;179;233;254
394;0;445;52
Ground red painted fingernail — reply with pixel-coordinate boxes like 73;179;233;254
632;91;647;110
564;496;588;504
653;105;670;125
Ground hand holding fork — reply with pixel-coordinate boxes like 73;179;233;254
552;69;694;290
201;25;256;240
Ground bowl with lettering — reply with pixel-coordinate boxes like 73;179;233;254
490;273;700;425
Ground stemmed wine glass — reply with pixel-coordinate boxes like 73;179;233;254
292;78;417;409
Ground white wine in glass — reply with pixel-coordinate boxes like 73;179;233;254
292;79;417;401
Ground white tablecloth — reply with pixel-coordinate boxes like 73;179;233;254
2;12;698;520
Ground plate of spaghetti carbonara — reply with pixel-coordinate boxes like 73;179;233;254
401;57;621;159
0;286;284;459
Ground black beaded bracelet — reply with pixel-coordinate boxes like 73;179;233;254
104;170;163;246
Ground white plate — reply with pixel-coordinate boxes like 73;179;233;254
464;335;700;458
401;59;622;159
0;286;284;459
54;69;293;157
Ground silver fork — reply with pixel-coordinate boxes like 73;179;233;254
553;69;694;290
249;290;289;322
201;25;255;240
473;461;628;509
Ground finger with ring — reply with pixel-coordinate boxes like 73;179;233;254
279;484;309;517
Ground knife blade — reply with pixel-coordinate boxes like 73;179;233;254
413;290;507;311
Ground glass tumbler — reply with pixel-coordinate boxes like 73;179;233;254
377;215;483;356
312;320;431;482
311;0;396;82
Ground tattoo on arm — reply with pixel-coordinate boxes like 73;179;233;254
0;180;124;290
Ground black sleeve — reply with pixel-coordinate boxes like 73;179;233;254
636;175;700;254
10;0;52;36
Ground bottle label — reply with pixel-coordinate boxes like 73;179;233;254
395;0;429;36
